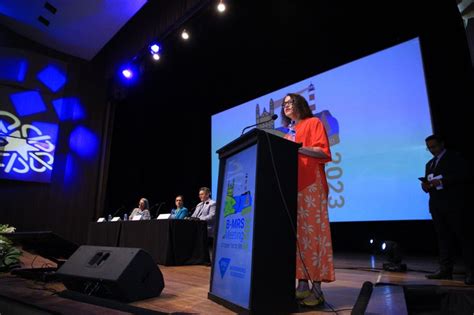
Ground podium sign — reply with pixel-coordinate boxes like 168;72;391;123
211;144;257;308
208;129;300;314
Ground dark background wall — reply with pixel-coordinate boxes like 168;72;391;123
1;0;472;253
105;0;473;254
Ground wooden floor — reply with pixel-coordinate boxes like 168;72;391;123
1;250;471;314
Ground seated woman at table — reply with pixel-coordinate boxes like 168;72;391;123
129;197;151;220
170;195;189;219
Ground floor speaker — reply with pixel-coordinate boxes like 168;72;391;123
56;245;164;302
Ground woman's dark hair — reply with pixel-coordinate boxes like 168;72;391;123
280;93;314;127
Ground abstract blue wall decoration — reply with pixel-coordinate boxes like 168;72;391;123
0;57;28;82
1;50;99;184
0;110;58;182
36;65;67;92
69;126;99;160
52;97;86;121
10;90;47;116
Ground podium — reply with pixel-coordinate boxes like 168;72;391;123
208;129;300;314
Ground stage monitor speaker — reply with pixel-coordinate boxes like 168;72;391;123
56;245;164;302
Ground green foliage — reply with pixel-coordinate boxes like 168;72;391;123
0;224;22;272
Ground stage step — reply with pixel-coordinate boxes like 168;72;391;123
366;284;408;315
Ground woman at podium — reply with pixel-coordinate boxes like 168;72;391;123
170;195;189;219
281;93;335;307
130;197;151;220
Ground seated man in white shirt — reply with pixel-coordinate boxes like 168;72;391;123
129;197;151;220
190;187;216;237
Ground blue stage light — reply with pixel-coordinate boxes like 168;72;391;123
10;91;47;116
52;97;85;121
37;65;67;92
69;126;99;159
0;57;28;82
64;154;76;184
122;68;133;79
150;44;160;53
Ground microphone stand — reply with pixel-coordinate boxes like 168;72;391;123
154;202;166;218
111;206;125;218
241;114;278;135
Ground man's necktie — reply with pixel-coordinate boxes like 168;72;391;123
430;157;439;171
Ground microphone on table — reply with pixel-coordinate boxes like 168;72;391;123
151;202;166;218
111;205;126;217
241;114;278;135
186;205;198;220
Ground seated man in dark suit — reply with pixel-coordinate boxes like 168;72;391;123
190;187;216;237
421;135;473;285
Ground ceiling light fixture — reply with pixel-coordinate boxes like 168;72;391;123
217;0;226;13
181;29;190;40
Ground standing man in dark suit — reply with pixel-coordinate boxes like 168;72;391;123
421;135;473;285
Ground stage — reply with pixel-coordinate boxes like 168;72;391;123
1;249;473;314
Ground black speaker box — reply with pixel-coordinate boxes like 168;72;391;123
56;245;164;302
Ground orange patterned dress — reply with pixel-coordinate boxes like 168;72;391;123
288;117;335;282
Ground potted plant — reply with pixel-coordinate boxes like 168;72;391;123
0;224;22;272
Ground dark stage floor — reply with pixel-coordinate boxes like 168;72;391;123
0;250;472;314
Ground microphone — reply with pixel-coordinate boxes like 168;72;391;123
241;114;278;135
111;205;125;217
153;202;166;218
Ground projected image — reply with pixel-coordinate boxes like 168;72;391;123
0;110;58;182
212;38;433;222
0;49;94;183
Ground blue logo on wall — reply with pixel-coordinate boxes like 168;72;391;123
219;257;231;278
1;53;98;183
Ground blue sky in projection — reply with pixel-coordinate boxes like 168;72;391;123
212;38;433;222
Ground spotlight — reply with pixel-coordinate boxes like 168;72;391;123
367;238;378;254
121;68;133;79
152;53;160;61
217;0;226;12
181;29;189;40
381;240;407;272
150;44;160;54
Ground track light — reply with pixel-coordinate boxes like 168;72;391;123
150;44;160;54
121;68;133;79
217;0;226;12
181;29;190;40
